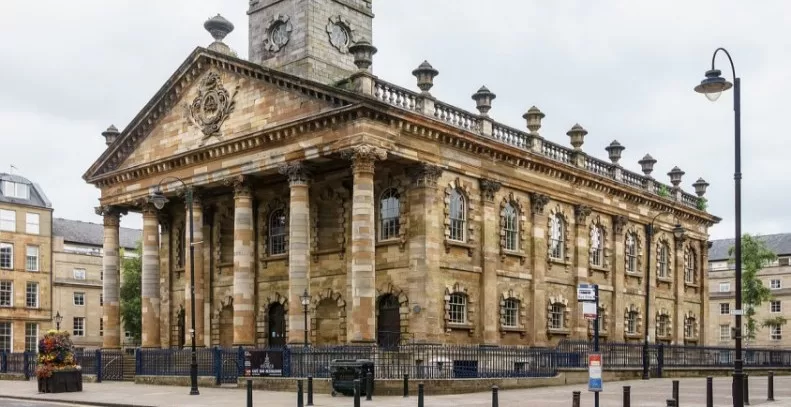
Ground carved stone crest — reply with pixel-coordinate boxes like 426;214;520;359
186;71;239;143
479;179;502;202
574;204;591;224
529;193;550;215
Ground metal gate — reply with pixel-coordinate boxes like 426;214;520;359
217;348;240;384
100;350;126;381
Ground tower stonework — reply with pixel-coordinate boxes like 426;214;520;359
248;0;374;84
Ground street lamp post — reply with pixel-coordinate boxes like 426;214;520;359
642;213;685;380
149;177;199;396
693;47;742;407
300;289;311;347
55;311;63;331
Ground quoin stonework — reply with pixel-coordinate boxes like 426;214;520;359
82;0;720;349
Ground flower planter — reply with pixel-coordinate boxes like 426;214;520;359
38;369;83;393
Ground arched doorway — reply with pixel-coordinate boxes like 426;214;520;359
219;304;234;348
176;307;185;348
315;298;341;345
268;303;286;347
377;294;401;348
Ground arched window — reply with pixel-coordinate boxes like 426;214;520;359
658;242;669;278
379;188;400;241
502;298;519;327
549;214;564;260
685;248;697;284
269;209;287;255
449;189;466;242
503;203;518;251
550;303;565;329
625;232;637;272
626;310;639;334
590;226;603;267
448;293;467;324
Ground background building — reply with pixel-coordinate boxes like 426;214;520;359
0;173;53;352
82;0;719;349
52;218;141;349
707;233;791;348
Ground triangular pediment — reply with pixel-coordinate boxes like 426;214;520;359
83;48;358;182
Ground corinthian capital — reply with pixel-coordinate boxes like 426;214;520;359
95;205;127;227
408;163;443;188
479;179;502;202
278;162;312;185
224;175;252;198
341;144;387;173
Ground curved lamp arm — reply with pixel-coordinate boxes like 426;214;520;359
149;176;190;210
712;47;737;81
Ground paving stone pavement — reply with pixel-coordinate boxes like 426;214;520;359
1;376;790;406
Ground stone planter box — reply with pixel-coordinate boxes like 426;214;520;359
38;369;83;393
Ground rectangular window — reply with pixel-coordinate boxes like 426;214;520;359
771;300;781;313
73;268;86;280
719;324;731;341
771;279;781;289
99;317;103;337
0;209;15;232
25;281;38;308
73;292;85;306
25;246;39;271
99;293;103;306
720;303;730;315
25;323;38;352
0;281;11;307
771;325;782;341
719;282;731;292
0;321;10;352
73;317;84;337
502;299;518;328
25;213;39;235
1;180;29;199
0;243;13;270
780;258;790;267
448;294;466;324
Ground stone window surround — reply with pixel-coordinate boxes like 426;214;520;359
259;197;290;268
684;310;699;341
655;308;672;340
683;243;700;287
444;282;475;335
374;176;408;251
624;225;644;277
547;204;573;270
588;214;612;275
624;303;643;338
256;292;288;347
499;193;528;264
547;295;571;335
310;288;347;345
499;289;527;337
374;283;410;341
655;233;673;282
444;178;477;256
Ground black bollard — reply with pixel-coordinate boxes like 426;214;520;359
307;376;314;406
768;371;775;401
706;377;713;407
247;379;253;407
744;373;750;405
667;399;676;407
672;380;679;405
403;373;409;397
492;385;499;407
572;390;580;407
623;385;631;407
418;382;425;407
297;379;304;407
354;378;361;407
366;371;373;401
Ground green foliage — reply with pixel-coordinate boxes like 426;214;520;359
657;184;670;197
762;316;788;329
696;197;708;211
120;241;142;343
728;234;777;342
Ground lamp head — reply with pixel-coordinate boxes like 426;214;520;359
55;311;63;324
300;288;310;306
694;69;733;102
673;223;686;241
149;189;169;210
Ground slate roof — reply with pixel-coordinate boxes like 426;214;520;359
709;233;791;261
53;218;141;250
0;172;52;208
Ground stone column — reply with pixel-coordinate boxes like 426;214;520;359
674;236;686;344
279;162;311;345
573;205;591;339
480;179;502;344
96;205;124;349
407;164;443;342
158;214;171;348
530;193;550;346
184;192;205;347
141;203;161;348
612;215;628;339
342;145;387;343
231;176;256;346
700;241;710;345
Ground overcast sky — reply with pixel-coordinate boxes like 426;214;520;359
1;0;788;240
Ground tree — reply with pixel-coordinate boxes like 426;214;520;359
120;240;142;344
728;234;777;343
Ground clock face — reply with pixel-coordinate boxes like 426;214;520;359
329;23;349;49
271;22;289;47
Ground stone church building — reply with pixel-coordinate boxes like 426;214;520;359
83;0;719;350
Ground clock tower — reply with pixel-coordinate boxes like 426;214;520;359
248;0;374;84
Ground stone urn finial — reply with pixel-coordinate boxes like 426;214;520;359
668;166;685;188
605;140;625;165
348;40;378;71
638;154;657;177
412;61;439;95
523;106;545;135
204;14;236;56
692;177;710;197
567;123;587;151
471;86;496;116
101;124;120;146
